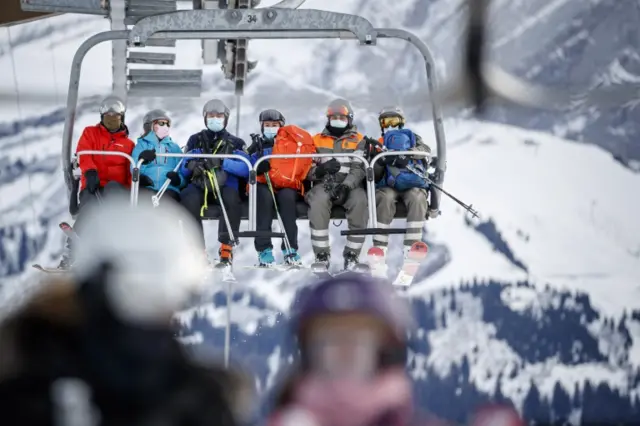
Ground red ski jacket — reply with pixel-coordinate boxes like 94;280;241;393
75;124;135;190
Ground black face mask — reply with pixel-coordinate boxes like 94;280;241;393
102;115;123;132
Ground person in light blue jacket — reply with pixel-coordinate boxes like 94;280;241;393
131;109;185;202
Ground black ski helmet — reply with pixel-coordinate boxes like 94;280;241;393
259;109;285;133
291;273;413;371
326;98;354;128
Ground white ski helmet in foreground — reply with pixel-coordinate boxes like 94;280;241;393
72;195;208;325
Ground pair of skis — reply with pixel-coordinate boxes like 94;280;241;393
32;222;77;274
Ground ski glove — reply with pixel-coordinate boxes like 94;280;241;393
139;174;154;187
166;171;180;187
247;133;263;155
84;170;100;193
256;160;270;175
187;160;206;178
138;149;156;165
384;155;409;168
316;159;341;178
363;136;382;159
331;184;350;206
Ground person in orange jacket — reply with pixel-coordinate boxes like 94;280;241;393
72;95;135;237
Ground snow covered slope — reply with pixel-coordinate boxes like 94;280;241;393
1;3;640;423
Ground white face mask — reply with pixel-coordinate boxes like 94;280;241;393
153;123;170;140
206;117;225;132
330;119;348;129
263;126;279;140
385;126;398;131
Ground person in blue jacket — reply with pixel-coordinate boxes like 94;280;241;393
247;109;302;268
179;99;249;265
132;109;185;204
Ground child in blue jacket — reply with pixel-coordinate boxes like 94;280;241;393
132;109;185;203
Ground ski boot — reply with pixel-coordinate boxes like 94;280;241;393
56;256;73;271
343;250;369;273
366;245;388;278
215;244;235;281
257;248;275;268
311;252;331;276
282;248;302;267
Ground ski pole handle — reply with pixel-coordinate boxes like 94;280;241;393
152;158;184;208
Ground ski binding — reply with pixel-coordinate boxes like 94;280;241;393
393;241;429;287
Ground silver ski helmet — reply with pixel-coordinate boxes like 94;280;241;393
99;95;126;131
202;98;230;127
378;106;406;132
326;98;354;128
291;273;413;371
143;109;171;134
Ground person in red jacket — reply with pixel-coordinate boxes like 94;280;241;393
73;95;135;236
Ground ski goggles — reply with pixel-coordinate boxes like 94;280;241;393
327;105;351;118
379;115;404;129
306;326;384;380
154;120;171;127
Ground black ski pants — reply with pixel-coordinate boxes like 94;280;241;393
180;183;242;249
74;181;127;236
255;183;300;252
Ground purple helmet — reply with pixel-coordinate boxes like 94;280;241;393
292;273;414;347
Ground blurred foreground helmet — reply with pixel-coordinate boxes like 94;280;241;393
72;195;209;325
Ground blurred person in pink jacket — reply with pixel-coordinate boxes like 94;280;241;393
266;273;524;426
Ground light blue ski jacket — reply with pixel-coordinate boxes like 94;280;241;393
131;131;185;193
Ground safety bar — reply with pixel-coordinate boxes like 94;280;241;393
143;152;254;222
368;151;432;226
76;150;139;205
61;9;446;210
251;153;372;230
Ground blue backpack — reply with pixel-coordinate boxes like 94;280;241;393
378;129;429;191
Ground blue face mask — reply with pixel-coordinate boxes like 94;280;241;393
206;117;225;132
330;119;348;129
263;126;279;140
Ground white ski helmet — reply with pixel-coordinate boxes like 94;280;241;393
143;109;171;134
71;195;209;325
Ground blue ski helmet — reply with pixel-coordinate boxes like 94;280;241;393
291;273;414;369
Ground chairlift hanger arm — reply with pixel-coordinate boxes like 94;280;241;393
128;9;377;46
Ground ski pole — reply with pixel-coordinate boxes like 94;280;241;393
152;158;184;208
405;164;480;218
265;174;295;259
94;190;104;205
210;171;238;246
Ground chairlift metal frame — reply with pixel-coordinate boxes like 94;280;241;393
61;8;447;209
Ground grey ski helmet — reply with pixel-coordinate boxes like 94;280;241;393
292;273;413;370
99;95;126;118
143;109;171;134
202;99;230;127
326;98;354;127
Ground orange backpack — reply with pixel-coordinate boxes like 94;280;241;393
268;125;315;193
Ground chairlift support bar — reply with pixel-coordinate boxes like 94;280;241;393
61;9;447;211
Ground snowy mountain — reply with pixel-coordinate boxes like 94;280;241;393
1;1;640;423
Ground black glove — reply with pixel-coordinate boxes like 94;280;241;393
84;169;100;193
363;136;382;159
331;184;350;206
316;159;341;178
166;171;180;186
256;160;270;175
138;149;156;165
247;133;263;155
187;160;206;178
384;154;410;168
139;174;154;187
